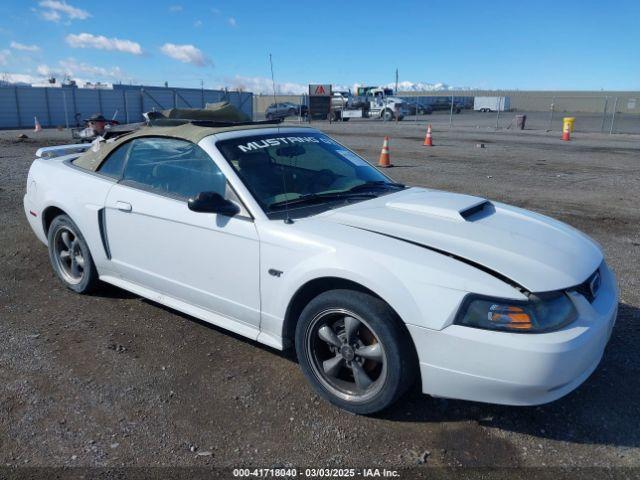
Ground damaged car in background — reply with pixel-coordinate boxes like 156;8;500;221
23;105;618;414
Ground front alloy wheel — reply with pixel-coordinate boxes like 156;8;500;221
295;289;417;414
308;309;387;403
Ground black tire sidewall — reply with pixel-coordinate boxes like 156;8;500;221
295;289;417;414
47;214;99;293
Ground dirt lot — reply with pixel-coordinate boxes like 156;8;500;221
1;123;639;475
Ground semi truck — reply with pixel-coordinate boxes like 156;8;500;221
330;87;410;121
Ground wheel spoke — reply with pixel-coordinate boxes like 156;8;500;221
61;231;72;249
59;250;71;261
70;257;81;278
322;355;344;377
75;255;85;268
351;361;373;390
318;325;342;348
355;343;383;363
344;316;361;344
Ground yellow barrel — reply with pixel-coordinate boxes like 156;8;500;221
563;117;575;133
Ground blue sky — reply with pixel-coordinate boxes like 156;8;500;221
0;0;638;92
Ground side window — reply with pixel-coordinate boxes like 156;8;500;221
98;142;130;178
122;137;227;199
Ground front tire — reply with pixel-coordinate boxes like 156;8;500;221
382;109;394;121
295;289;417;414
47;214;99;294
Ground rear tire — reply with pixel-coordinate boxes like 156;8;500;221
295;289;417;414
47;214;100;294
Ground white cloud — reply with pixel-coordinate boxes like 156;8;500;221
160;43;211;66
36;64;52;76
0;49;10;66
0;73;41;85
10;41;40;52
59;58;125;79
41;9;61;21
228;17;237;27
383;80;473;92
169;4;183;12
222;75;306;95
38;0;90;22
66;33;143;55
194;19;203;27
34;59;129;85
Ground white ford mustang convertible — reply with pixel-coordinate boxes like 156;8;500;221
24;121;618;414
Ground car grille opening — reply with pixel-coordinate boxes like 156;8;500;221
571;268;601;303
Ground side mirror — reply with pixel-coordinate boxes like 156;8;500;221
188;191;240;216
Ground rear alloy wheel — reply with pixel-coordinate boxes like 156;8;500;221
296;289;417;414
47;214;99;293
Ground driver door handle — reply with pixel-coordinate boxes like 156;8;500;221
115;201;132;212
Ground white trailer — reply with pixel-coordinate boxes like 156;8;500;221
474;96;511;112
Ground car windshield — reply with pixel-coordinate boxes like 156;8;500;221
217;132;403;219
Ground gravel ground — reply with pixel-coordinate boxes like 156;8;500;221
0;124;639;475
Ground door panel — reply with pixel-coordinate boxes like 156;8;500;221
105;184;260;327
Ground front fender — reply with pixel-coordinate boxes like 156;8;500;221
257;219;523;342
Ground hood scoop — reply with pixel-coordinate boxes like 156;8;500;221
386;191;492;222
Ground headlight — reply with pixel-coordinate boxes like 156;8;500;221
455;293;577;333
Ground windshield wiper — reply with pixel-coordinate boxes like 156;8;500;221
268;191;377;210
346;181;405;193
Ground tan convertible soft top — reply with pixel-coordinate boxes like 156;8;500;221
73;122;313;172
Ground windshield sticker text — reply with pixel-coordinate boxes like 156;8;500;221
237;136;335;152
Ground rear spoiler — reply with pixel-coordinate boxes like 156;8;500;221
35;143;92;159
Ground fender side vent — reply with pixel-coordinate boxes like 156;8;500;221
98;208;111;259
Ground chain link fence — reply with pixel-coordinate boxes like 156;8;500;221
254;93;640;135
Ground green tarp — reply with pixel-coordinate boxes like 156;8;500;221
161;101;250;123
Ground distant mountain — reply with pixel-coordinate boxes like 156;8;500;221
383;81;474;92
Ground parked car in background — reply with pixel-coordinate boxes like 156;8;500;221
265;102;307;120
404;102;433;115
429;98;462;114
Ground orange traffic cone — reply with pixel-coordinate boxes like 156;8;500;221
34;116;42;133
378;136;392;168
423;124;433;146
562;122;570;141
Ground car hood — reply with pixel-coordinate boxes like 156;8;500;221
319;188;602;293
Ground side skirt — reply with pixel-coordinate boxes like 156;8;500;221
99;275;284;350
